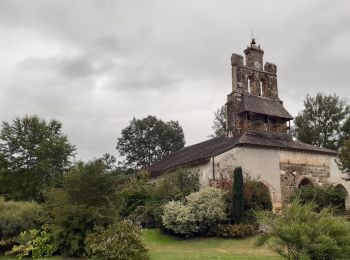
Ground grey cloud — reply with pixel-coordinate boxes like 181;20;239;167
0;0;349;160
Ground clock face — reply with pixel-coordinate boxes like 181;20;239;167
254;61;261;69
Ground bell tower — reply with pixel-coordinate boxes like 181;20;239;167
226;40;292;136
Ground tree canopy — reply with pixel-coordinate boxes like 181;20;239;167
0;115;75;201
116;115;185;169
338;139;350;180
292;93;349;150
210;105;227;137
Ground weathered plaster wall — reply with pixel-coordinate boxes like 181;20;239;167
191;147;350;212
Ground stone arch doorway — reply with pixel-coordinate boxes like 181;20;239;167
298;178;314;188
244;180;273;211
335;184;348;211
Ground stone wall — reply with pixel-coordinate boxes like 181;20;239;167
280;162;330;208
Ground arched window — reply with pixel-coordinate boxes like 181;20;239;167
258;80;262;96
259;78;268;97
247;77;252;93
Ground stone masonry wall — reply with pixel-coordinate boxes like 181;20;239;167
280;162;330;208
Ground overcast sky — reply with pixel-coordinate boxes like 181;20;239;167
0;0;349;160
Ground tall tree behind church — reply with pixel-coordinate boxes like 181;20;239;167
292;93;349;150
116;115;185;169
210;105;227;137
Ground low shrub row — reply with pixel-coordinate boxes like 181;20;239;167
208;224;255;238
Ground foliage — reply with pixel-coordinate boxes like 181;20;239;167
162;187;228;237
7;225;59;259
151;168;200;203
244;177;272;211
0;197;44;242
292;93;349;150
210;105;227;137
44;158;120;256
117;171;153;218
0;115;75;201
116;115;185;169
256;200;350;259
208;224;255;238
232;167;244;224
338;138;350;179
120;168;199;228
210;175;272;212
293;185;347;213
85;221;149;260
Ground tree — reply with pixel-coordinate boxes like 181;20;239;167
338;139;350;180
210;105;227;137
232;167;244;224
256;201;350;259
292;93;349;150
0;115;75;201
44;158;120;256
116;115;185;169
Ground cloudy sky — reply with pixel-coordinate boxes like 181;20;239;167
0;0;349;160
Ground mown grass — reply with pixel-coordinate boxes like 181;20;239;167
142;229;282;260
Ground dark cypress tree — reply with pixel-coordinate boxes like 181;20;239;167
232;167;244;224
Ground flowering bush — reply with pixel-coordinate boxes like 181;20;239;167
162;187;228;236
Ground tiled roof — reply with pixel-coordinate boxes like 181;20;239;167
239;94;293;119
146;136;239;174
147;130;336;175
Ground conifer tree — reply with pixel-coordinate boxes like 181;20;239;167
232;167;244;224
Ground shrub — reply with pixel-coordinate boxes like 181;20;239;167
208;224;255;238
85;221;148;260
256;200;350;259
244;178;272;211
43;159;120;256
162;187;228;236
151;168;200;202
293;185;347;213
7;225;59;259
122;168;199;228
0;197;44;245
210;174;272;212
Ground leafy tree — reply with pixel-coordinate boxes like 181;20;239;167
338;139;350;180
210;105;227;137
44;158;120;256
256;201;350;259
116;115;185;169
0;115;75;201
232;167;244;224
292;93;349;150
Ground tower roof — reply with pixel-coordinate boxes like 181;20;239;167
239;94;293;119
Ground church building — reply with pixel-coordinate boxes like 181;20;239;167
147;40;350;212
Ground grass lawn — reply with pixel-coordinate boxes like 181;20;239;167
142;229;282;260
